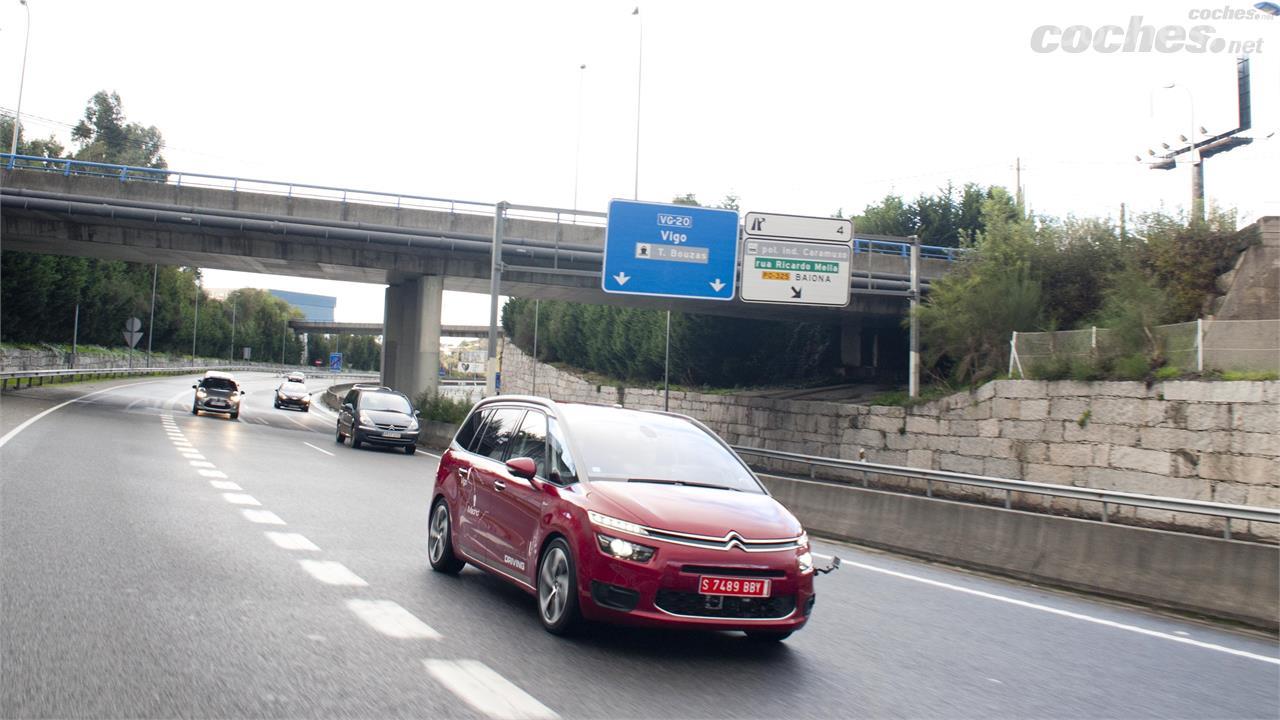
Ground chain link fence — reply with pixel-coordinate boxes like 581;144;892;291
1011;319;1279;377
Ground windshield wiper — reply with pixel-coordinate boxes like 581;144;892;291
626;478;740;491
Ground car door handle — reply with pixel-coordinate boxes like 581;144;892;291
493;479;506;492
458;467;471;482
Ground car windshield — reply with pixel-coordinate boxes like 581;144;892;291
559;405;761;493
201;378;236;392
284;380;306;389
362;392;412;414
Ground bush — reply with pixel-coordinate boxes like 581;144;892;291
1111;353;1151;380
1029;356;1073;380
1153;366;1182;381
415;392;471;424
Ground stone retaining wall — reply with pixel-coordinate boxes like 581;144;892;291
500;341;1279;539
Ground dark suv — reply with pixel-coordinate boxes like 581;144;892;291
336;385;421;454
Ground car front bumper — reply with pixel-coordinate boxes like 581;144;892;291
355;426;420;447
195;397;239;414
276;395;311;409
574;537;814;633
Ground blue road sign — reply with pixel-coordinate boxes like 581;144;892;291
329;352;343;372
602;199;740;301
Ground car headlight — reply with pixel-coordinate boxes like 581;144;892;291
359;412;373;426
596;533;656;563
797;551;814;574
229;392;240;403
587;510;649;537
196;388;207;398
408;419;419;431
277;391;286;400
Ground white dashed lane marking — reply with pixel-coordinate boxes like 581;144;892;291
198;469;228;479
298;560;368;586
346;599;441;639
264;532;320;551
209;480;242;491
222;493;261;506
423;659;558;720
302;441;334;457
190;460;215;468
182;453;206;460
241;509;286;525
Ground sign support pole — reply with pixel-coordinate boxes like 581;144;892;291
664;309;671;411
909;235;920;399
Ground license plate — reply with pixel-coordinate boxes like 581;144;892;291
383;431;401;438
698;576;770;597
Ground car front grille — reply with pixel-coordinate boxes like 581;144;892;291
654;590;796;619
681;565;786;578
375;422;408;431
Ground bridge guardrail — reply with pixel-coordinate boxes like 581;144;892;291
2;153;964;261
732;445;1279;540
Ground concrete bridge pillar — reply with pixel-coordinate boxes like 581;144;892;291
380;276;443;402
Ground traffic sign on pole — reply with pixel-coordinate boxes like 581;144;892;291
329;352;343;372
122;317;143;348
602;199;740;301
740;212;853;307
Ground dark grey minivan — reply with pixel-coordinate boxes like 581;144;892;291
335;385;421;454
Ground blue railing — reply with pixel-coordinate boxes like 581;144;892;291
2;153;961;259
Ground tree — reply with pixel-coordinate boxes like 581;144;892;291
71;91;166;169
0;116;66;161
916;189;1045;385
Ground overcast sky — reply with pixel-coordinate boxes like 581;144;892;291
2;0;1275;323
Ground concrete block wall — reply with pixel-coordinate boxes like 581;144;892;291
500;341;1280;539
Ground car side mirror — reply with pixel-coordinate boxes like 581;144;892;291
505;457;537;480
192;384;198;389
343;403;354;413
414;409;421;417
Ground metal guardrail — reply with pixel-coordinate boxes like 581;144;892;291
0;365;380;390
733;445;1280;540
2;153;963;261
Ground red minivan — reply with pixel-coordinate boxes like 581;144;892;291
428;396;833;641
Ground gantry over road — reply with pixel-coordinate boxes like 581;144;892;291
1;157;958;399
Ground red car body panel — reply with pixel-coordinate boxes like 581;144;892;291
432;399;816;634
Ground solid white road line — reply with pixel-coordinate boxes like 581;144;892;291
847;561;1280;666
0;381;158;450
264;531;320;552
209;480;242;491
283;414;312;430
302;441;335;457
198;469;228;479
242;509;286;525
298;560;368;586
346;599;442;640
422;659;557;720
222;493;261;506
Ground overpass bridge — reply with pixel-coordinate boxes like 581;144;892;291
1;156;957;399
288;321;488;338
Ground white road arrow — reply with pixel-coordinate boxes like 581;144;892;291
710;278;726;292
613;271;631;286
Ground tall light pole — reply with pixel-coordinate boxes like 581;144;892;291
146;264;157;366
191;281;200;366
632;6;643;202
8;0;30;158
574;62;587;214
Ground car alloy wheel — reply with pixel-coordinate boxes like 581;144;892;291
427;500;464;574
537;539;580;634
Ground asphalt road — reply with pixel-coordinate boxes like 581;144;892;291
2;372;1277;719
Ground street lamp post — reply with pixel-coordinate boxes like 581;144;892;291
7;0;30;159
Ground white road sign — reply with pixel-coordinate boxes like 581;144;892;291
740;238;852;306
743;212;852;244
